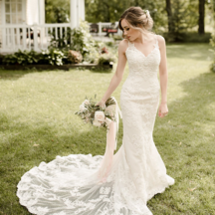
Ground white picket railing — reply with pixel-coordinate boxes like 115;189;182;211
0;22;122;53
0;23;71;53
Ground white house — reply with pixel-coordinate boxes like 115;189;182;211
0;0;85;53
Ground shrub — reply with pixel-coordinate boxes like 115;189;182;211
163;32;212;43
2;48;67;66
97;53;116;66
112;35;122;41
70;21;97;57
48;27;71;49
0;54;4;65
48;20;100;64
209;34;215;73
2;50;40;65
41;48;67;66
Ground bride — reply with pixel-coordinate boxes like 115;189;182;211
17;6;175;215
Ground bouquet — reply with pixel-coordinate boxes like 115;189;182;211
75;95;122;183
75;95;117;129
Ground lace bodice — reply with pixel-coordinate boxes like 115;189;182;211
126;37;160;76
121;36;161;101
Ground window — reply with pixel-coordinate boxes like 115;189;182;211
5;0;23;24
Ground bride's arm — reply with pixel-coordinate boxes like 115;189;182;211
97;40;127;106
158;35;168;118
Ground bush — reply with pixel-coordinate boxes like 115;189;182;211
47;20;100;64
40;48;67;66
97;53;116;66
48;27;72;49
1;21;115;67
2;48;67;66
112;35;122;41
69;21;98;61
163;32;212;43
0;54;4;65
209;34;215;73
2;50;40;65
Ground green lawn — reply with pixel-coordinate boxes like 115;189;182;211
0;43;215;215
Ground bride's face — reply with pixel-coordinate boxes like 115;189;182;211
121;19;141;41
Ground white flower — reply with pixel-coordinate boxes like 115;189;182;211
94;111;105;122
79;104;87;112
82;99;90;105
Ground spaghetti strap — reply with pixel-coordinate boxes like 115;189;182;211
154;35;159;48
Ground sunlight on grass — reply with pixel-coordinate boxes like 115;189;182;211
0;43;215;214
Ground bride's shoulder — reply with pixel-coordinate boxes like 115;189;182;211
154;35;166;50
155;35;166;45
118;39;129;53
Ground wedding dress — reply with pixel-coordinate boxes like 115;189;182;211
17;35;175;215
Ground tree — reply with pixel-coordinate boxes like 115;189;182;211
85;0;130;23
165;0;175;33
198;0;206;34
85;0;167;33
45;0;70;23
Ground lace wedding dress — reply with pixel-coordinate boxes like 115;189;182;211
17;35;175;215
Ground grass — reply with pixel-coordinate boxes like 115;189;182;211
0;43;215;214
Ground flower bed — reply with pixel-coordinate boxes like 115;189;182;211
0;21;117;70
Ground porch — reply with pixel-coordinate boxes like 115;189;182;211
0;0;85;54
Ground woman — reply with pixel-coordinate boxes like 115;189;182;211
17;7;174;215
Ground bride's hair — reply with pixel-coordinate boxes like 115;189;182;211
118;7;154;39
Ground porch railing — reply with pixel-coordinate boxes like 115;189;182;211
0;23;71;53
0;22;122;53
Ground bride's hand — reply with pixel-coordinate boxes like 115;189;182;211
96;100;106;108
158;103;168;118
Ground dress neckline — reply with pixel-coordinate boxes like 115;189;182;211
127;35;158;58
133;44;157;58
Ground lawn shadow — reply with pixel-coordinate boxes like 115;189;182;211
0;68;70;80
0;69;31;80
148;71;215;214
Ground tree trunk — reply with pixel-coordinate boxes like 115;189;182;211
198;0;205;34
166;0;175;33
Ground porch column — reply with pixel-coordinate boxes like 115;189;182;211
38;0;45;25
38;0;45;50
70;0;78;29
79;0;85;21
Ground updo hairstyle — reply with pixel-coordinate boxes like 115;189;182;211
118;7;154;38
